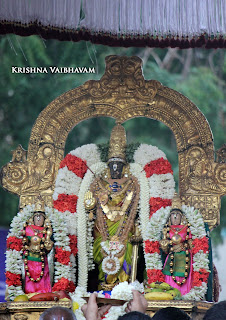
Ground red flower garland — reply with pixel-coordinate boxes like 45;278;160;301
52;277;76;293
55;247;71;265
53;194;78;213
149;197;172;218
147;269;165;284
60;154;87;178
145;240;160;254
192;269;210;288
5;271;21;287
6;237;23;251
69;235;78;255
192;237;209;255
144;158;173;178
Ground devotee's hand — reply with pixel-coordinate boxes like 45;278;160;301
125;290;148;314
82;292;111;320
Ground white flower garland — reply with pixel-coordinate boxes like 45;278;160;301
133;144;167;165
53;167;82;200
70;144;101;168
145;205;210;301
6;205;71;300
148;173;175;199
130;163;150;240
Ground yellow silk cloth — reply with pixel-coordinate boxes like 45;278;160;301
93;219;133;284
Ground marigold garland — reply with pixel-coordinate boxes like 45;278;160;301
5;271;21;287
144;240;160;254
144;158;173;177
149;197;172;218
55;247;71;265
69;235;78;255
147;269;165;283
60;154;88;178
53;194;78;213
52;277;76;292
192;237;209;255
6;237;23;251
192;269;210;287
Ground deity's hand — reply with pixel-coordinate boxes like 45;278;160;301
159;239;169;253
44;239;54;252
84;191;96;210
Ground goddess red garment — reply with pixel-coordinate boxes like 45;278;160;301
23;225;51;293
163;225;193;295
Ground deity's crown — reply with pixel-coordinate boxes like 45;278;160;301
171;192;182;211
34;195;45;213
108;124;127;164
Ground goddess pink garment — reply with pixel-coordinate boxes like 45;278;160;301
164;225;193;295
24;225;51;293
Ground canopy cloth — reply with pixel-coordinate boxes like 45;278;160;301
0;0;225;48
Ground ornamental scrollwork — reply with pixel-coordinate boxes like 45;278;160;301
0;144;56;201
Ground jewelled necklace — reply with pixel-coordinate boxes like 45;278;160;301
166;223;191;286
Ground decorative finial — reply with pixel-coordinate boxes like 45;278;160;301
34;195;45;213
171;192;182;211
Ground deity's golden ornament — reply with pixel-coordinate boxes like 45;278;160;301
108;124;126;163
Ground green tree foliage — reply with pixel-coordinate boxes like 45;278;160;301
0;36;225;244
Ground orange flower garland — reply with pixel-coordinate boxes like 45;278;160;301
7;237;23;251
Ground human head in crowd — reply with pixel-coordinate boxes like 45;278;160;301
203;301;226;320
118;311;152;320
39;306;76;320
152;307;191;320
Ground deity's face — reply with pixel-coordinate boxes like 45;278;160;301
33;212;45;227
108;161;125;179
170;210;182;225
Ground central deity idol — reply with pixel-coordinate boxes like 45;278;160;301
84;124;140;290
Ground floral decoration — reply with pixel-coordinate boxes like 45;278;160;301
52;277;76;292
69;235;78;255
149;197;172;218
144;240;160;254
192;269;210;287
55;247;71;265
53;194;78;213
144;157;173;177
192;237;209;255
53;145;102;290
60;154;88;178
5;271;22;287
6;237;23;251
147;269;165;283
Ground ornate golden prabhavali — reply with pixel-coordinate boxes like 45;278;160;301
1;55;225;319
1;55;225;230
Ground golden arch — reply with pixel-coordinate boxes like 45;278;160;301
1;56;225;229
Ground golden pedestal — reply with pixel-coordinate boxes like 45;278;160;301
0;301;72;320
147;300;213;319
0;300;213;320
